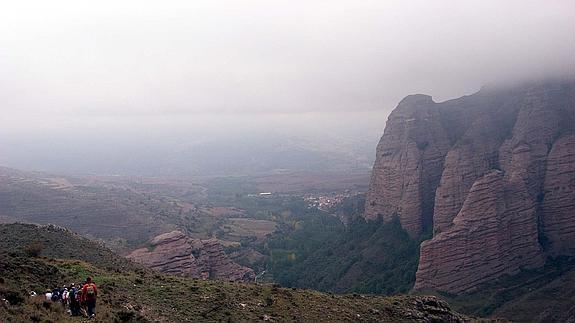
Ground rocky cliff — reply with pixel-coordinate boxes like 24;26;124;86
365;79;575;293
127;231;255;282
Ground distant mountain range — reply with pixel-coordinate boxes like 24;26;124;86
0;129;377;177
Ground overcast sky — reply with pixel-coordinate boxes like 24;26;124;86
1;0;574;118
1;1;575;174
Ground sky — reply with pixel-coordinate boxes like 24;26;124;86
1;0;574;175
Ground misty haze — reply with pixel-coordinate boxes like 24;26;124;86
1;1;575;322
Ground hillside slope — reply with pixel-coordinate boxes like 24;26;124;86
0;167;180;248
425;256;575;322
0;223;477;322
493;265;575;322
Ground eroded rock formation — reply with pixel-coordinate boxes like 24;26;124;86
127;231;255;282
365;79;575;293
365;94;453;237
542;135;575;256
415;171;544;293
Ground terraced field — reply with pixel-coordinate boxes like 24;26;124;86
223;218;277;241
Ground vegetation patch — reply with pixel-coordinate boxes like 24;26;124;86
265;216;420;295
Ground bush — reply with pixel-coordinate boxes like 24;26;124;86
115;310;147;322
116;310;136;321
4;289;25;305
23;242;44;257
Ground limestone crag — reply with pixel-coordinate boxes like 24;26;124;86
365;94;453;237
542;135;575;256
432;100;518;234
197;239;255;282
127;231;255;282
366;79;575;293
415;171;544;293
127;231;200;276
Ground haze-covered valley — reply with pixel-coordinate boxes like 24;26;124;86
0;112;382;176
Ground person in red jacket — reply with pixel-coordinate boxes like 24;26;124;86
81;277;98;318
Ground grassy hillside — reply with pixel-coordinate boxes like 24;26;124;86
0;223;137;272
0;223;477;322
0;168;181;249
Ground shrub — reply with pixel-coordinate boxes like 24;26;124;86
116;310;136;321
24;242;44;257
4;289;25;305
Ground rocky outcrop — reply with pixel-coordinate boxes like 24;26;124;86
365;94;453;237
127;231;254;282
542;135;575;256
432;101;518;234
366;79;575;293
415;171;544;293
196;239;256;282
126;231;200;276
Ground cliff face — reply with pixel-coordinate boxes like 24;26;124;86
365;79;575;293
541;134;575;256
127;231;255;282
365;94;453;236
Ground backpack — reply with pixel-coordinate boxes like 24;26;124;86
51;290;59;302
86;284;95;297
69;288;76;302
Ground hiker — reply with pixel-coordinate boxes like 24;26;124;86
51;287;60;302
81;277;98;318
61;286;69;308
44;290;52;301
76;285;85;317
69;283;80;316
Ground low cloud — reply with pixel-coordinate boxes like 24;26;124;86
1;0;574;118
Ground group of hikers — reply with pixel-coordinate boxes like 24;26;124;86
41;277;98;319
